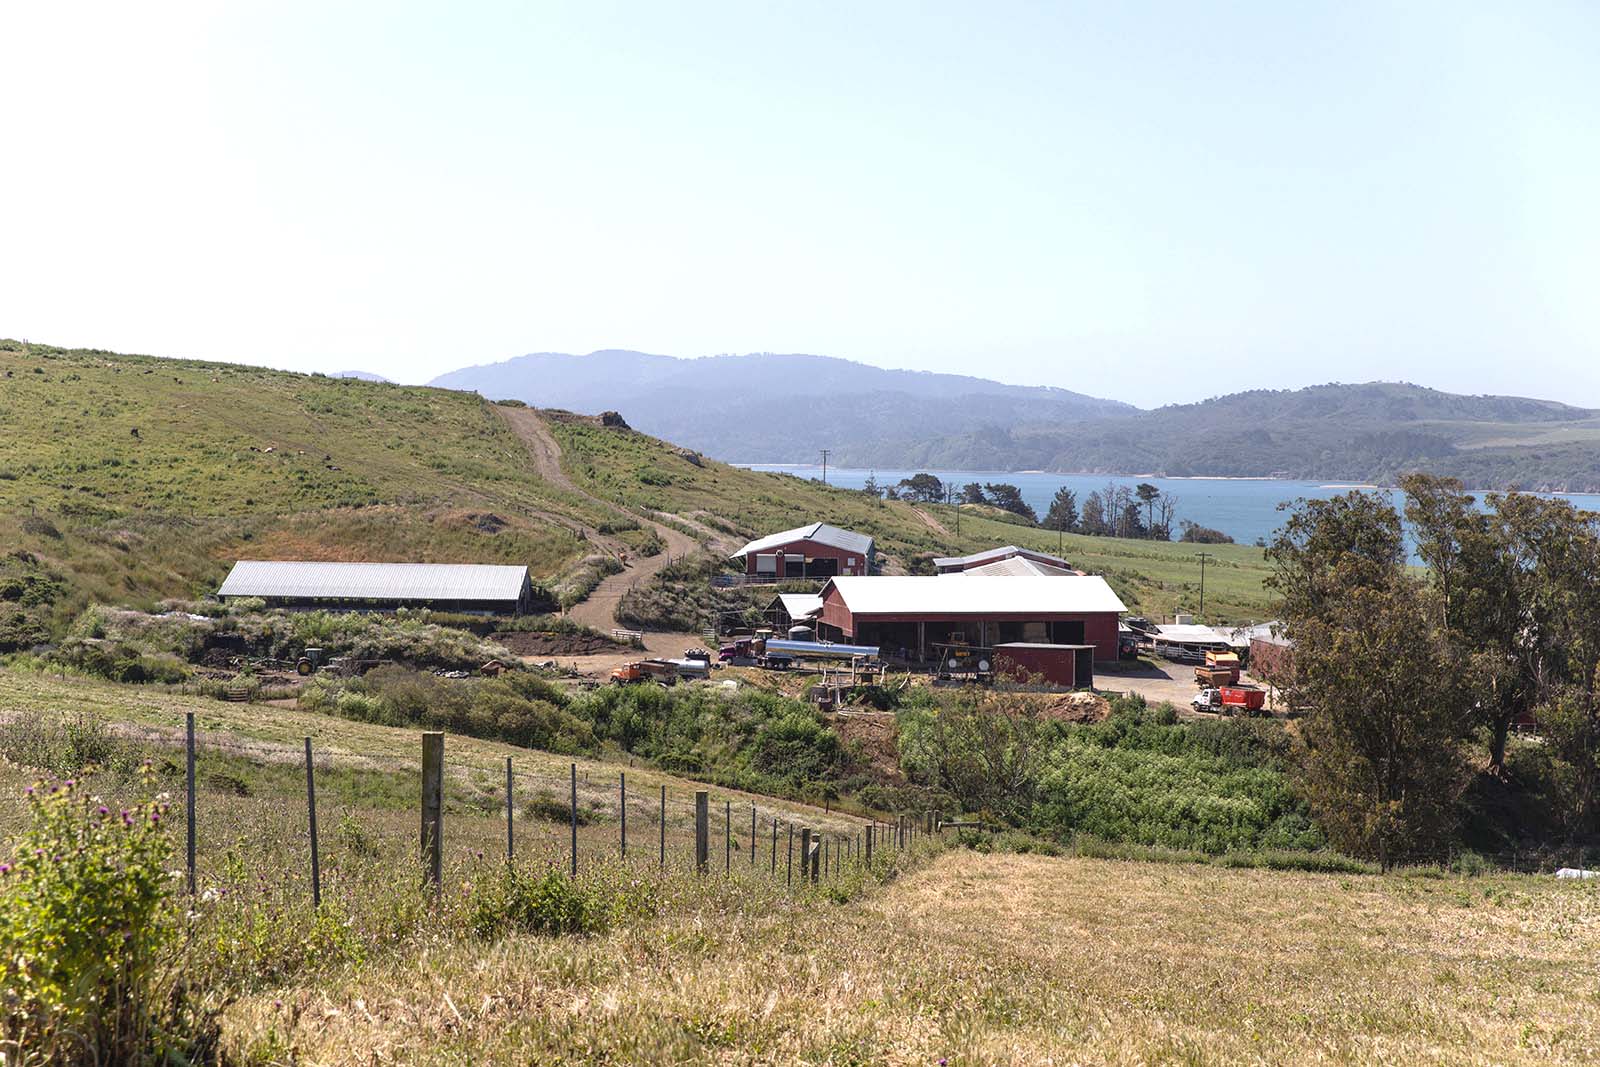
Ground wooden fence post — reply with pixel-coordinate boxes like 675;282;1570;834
865;824;874;865
750;803;757;866
304;737;321;908
695;791;709;874
799;828;811;886
823;837;829;880
505;757;514;864
724;799;731;872
786;823;794;886
810;833;820;883
770;817;778;874
185;711;196;896
620;772;627;860
569;763;579;877
659;784;666;870
421;732;443;889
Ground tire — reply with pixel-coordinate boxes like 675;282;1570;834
296;658;314;676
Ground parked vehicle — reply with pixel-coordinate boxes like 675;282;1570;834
610;660;679;686
1191;685;1266;714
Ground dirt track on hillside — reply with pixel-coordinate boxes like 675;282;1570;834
494;405;701;651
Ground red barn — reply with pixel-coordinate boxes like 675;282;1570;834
814;575;1125;663
729;522;874;580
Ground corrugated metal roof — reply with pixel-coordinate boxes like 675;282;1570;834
947;557;1077;577
1153;624;1246;647
218;561;529;602
775;593;824;619
932;545;1073;570
730;522;874;559
825;575;1126;615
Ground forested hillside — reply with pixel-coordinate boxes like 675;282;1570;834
902;382;1600;490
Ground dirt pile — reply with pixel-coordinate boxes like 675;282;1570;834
831;709;904;782
494;630;619;656
1040;691;1112;724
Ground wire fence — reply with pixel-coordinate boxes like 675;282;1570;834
172;712;933;903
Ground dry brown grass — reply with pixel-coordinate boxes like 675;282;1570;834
6;672;1599;1065
204;849;1600;1065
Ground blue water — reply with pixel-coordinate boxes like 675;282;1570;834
742;465;1600;549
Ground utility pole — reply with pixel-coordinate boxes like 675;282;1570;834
819;449;830;485
947;483;960;539
1197;552;1214;617
1058;508;1065;556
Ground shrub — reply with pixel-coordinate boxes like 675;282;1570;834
470;867;612;939
0;711;141;777
0;773;206;1064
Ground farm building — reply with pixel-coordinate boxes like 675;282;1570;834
1147;623;1249;663
993;642;1097;689
813;575;1126;663
933;545;1080;577
1243;624;1293;683
217;561;538;615
730;522;874;580
766;592;824;632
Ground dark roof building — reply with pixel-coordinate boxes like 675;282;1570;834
217;561;537;614
729;522;874;579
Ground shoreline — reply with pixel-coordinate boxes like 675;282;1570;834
735;463;1600;499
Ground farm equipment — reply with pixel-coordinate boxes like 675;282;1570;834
931;641;994;681
718;635;882;670
609;660;680;687
1191;685;1267;714
295;647;327;676
1194;651;1242;687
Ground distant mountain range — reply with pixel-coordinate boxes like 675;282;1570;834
429;350;1135;464
429;351;1600;491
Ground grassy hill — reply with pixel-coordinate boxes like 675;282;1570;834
0;339;1276;645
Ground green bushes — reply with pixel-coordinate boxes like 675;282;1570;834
0;710;143;778
300;666;596;753
1032;700;1321;853
900;691;1324;855
470;867;616;939
0;772;208;1064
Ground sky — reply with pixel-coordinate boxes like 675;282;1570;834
3;1;1598;407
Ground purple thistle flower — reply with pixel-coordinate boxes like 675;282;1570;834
97;805;109;816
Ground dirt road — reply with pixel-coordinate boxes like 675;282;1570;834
494;404;702;652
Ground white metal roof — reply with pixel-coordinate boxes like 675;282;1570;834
932;545;1073;570
1152;624;1247;648
218;561;529;602
947;557;1077;578
775;593;823;620
730;522;874;559
825;575;1126;616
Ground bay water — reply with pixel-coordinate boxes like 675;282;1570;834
742;465;1600;548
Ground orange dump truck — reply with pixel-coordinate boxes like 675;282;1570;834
1194;650;1241;687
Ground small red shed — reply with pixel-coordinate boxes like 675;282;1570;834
993;642;1096;689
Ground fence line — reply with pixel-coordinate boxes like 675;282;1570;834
177;726;919;903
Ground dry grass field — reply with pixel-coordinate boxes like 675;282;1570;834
4;671;1600;1063
200;848;1600;1065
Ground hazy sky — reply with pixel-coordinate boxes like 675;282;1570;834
4;2;1597;406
